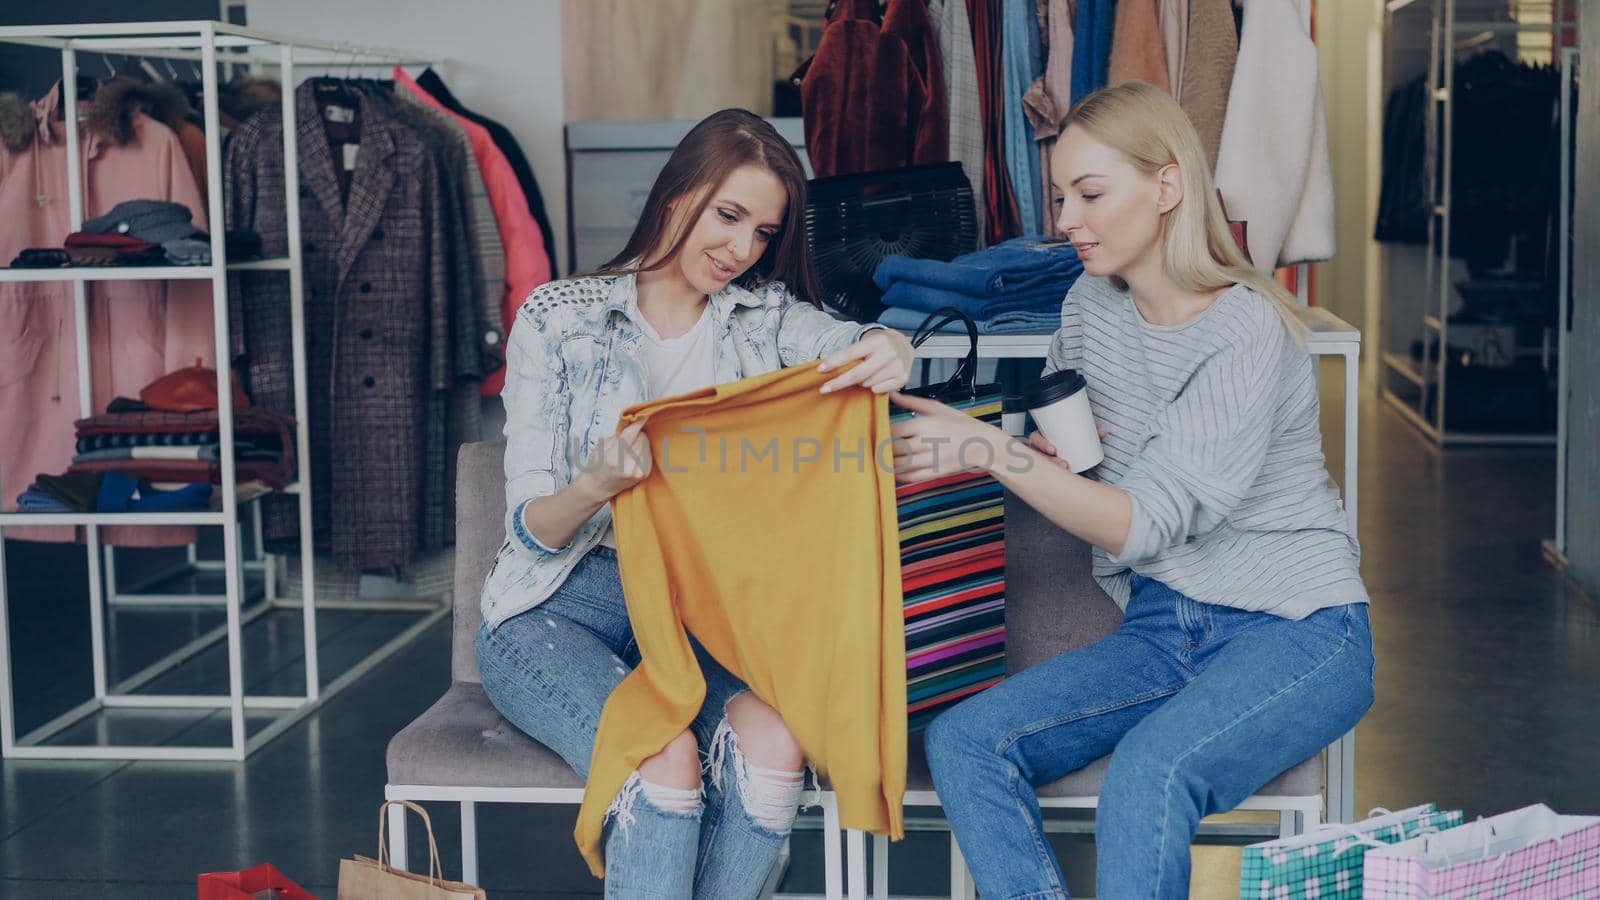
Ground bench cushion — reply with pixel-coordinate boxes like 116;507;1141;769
387;681;582;790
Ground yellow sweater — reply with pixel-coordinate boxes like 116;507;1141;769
573;361;907;875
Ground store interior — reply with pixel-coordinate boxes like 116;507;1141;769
1;1;1596;897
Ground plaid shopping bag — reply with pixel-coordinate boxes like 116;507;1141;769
892;309;1006;733
1239;804;1465;899
1362;803;1600;899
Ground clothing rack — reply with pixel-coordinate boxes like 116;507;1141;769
0;21;447;762
1543;45;1578;568
1379;0;1571;445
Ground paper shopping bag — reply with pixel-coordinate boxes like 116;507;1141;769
198;862;316;899
337;801;486;900
1362;803;1600;898
1238;804;1464;899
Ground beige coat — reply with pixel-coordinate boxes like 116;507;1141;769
1214;0;1337;270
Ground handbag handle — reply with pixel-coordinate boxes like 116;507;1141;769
908;307;981;401
377;799;445;886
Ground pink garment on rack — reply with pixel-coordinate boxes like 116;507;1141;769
392;66;552;397
0;83;214;545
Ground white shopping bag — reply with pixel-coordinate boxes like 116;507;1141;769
1362;803;1600;898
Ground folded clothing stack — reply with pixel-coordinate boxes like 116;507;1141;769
872;236;1084;335
16;471;214;514
15;363;295;514
66;405;296;489
158;232;265;266
9;248;70;268
5;200;261;269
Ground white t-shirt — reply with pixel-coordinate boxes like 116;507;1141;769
601;303;718;548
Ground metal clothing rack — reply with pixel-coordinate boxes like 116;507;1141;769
1379;0;1574;445
1543;45;1578;569
0;21;448;761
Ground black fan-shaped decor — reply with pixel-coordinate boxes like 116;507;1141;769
805;162;978;323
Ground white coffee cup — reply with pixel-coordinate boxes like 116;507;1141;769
1020;369;1103;473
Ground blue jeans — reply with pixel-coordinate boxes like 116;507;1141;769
925;575;1375;900
476;547;793;898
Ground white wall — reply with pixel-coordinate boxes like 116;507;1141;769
1316;0;1385;367
1566;6;1599;595
244;0;568;271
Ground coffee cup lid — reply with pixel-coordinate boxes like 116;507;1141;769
1019;369;1087;410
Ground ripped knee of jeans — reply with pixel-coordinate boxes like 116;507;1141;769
604;771;703;836
706;717;815;835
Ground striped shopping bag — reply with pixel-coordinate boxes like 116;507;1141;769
893;308;1007;732
1238;804;1464;899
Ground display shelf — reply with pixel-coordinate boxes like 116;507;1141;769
1383;351;1426;386
1380;0;1566;444
0;20;442;763
0;258;293;283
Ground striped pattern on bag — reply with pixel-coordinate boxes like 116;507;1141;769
893;392;1006;732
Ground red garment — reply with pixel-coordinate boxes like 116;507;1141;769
969;0;1023;244
392;66;552;396
801;0;949;178
67;459;289;488
139;362;252;413
75;406;293;438
63;232;160;252
883;0;949;168
0;83;214;545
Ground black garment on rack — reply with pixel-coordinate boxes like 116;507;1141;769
1375;53;1560;272
414;67;560;277
224;79;485;569
1451;52;1558;271
1374;74;1429;244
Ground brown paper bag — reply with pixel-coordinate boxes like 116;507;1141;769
336;800;486;900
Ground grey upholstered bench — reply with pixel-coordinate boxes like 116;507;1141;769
384;440;1325;899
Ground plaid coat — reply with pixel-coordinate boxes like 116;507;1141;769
225;81;484;568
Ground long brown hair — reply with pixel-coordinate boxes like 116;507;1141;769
597;109;823;306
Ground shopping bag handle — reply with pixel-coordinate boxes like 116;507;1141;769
377;799;445;886
1323;822;1440;859
1316;817;1448;859
908;307;981;402
1331;835;1390;858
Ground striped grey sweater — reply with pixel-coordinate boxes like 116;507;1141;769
1046;276;1368;619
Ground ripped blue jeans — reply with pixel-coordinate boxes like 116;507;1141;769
476;546;804;898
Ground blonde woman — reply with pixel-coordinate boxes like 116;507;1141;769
890;81;1373;898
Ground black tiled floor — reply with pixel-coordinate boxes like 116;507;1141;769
2;374;1597;898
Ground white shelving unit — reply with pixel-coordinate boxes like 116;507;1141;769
1379;0;1573;445
0;21;447;761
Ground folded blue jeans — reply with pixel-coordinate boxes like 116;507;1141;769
925;574;1375;900
873;236;1083;297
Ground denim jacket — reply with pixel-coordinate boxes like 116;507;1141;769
481;272;882;630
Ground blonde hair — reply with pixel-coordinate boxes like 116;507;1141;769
1061;81;1304;342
